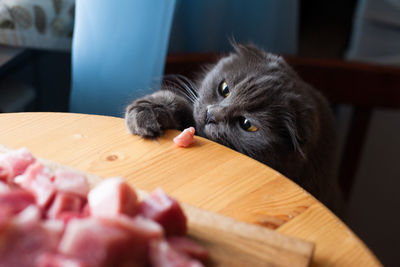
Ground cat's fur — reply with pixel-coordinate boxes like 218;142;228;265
125;44;339;208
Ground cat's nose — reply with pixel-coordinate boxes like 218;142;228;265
205;109;216;124
206;105;225;124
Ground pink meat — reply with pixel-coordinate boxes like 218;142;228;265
0;188;36;215
173;127;195;147
58;218;128;266
59;217;160;267
100;215;164;263
14;205;41;224
0;213;10;235
53;170;89;198
15;162;56;208
0;220;60;267
81;203;91;217
42;219;64;240
46;192;85;220
99;214;163;239
167;236;209;261
0;166;8;183
149;240;204;267
0;148;208;267
0;180;8;192
88;177;139;218
140;188;187;236
37;253;87;267
0;147;36;183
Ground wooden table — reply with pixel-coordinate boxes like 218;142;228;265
0;112;381;266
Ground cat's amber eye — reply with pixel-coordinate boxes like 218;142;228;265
218;80;230;98
239;117;258;132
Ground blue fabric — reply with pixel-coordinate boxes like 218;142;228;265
70;0;298;117
169;0;299;55
70;0;176;117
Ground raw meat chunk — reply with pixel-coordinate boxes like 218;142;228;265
99;214;163;240
14;205;41;224
15;162;56;208
59;217;160;267
173;127;195;147
42;219;64;240
0;181;8;192
0;188;36;215
88;177;139;218
46;192;85;220
37;253;87;267
140;188;187;236
59;218;130;266
0;166;8;183
53;170;90;198
100;215;164;264
80;203;91;217
0;220;61;267
0;147;36;183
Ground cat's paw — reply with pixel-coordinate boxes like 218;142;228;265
125;105;164;138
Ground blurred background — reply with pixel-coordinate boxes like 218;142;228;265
0;0;399;265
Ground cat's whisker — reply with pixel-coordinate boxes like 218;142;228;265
163;79;196;103
162;74;198;103
175;74;199;99
173;75;198;102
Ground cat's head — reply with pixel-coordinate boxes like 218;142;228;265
193;43;318;172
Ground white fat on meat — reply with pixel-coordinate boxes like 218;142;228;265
88;177;138;218
53;170;90;198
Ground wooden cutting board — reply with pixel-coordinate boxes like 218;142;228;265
0;145;314;267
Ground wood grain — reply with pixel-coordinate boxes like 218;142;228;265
183;204;313;267
0;112;382;266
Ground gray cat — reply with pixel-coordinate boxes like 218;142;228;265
125;43;339;208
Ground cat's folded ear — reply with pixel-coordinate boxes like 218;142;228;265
282;103;315;160
282;113;306;160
